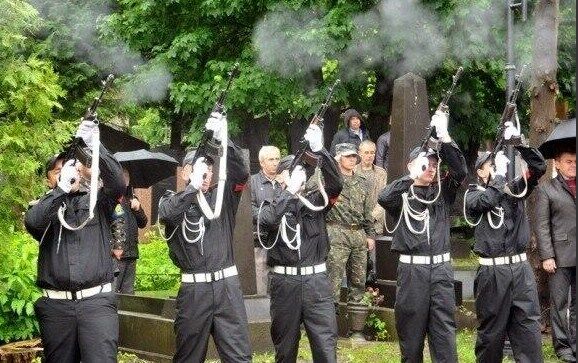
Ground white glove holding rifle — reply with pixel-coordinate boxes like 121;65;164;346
493;151;510;178
75;120;98;148
286;166;307;195
409;152;429;180
503;121;521;141
205;112;226;142
189;158;209;190
430;110;451;143
304;124;324;152
58;160;80;193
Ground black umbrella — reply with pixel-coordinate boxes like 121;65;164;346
538;118;576;159
100;123;150;152
114;149;178;188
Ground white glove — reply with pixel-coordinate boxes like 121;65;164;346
286;166;307;195
58;160;80;193
430;110;450;142
304;124;324;152
189;157;209;190
205;112;226;141
494;151;510;177
75;120;98;148
409;152;429;179
503;121;520;141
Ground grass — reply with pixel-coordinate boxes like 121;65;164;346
200;330;559;363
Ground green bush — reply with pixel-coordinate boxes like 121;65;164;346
0;229;41;344
135;231;180;292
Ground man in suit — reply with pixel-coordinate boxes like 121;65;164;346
535;146;576;362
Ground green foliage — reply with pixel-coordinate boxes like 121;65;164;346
134;232;180;292
365;312;390;341
0;230;41;344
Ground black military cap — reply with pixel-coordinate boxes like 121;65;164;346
408;147;438;163
44;152;66;177
475;151;492;171
276;155;295;173
182;150;214;167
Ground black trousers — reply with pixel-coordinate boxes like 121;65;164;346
395;262;457;363
474;261;543;363
115;258;137;294
34;292;118;363
173;276;252;363
549;266;576;359
270;272;338;363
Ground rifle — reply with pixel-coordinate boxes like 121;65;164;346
64;74;115;165
490;65;527;158
191;63;240;166
420;67;464;151
289;79;341;172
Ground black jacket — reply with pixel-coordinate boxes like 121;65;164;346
258;148;343;267
329;109;370;155
119;192;148;259
378;141;467;255
25;145;125;291
158;140;249;273
250;171;283;247
466;146;547;258
375;131;390;170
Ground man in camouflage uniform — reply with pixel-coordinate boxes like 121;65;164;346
326;143;376;304
355;140;387;284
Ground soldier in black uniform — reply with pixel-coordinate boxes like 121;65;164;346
158;112;252;363
24;120;125;363
258;124;343;363
465;122;547;362
378;111;467;362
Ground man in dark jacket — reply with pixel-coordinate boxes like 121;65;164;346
25;120;125;363
258;124;343;363
330;108;370;155
378;110;467;362
375;116;391;170
535;147;576;362
158;112;252;363
465;122;547;363
114;168;148;294
251;145;282;295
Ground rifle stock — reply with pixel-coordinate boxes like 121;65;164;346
289;79;340;172
420;67;464;151
191;63;240;166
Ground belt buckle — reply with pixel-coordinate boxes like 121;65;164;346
289;267;298;275
302;266;313;275
512;255;520;263
214;270;223;281
69;291;77;300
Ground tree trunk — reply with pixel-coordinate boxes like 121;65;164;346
528;0;560;332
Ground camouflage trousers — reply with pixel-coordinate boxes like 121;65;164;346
326;225;367;303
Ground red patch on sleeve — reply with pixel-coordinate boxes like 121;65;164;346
525;169;533;179
329;196;339;206
233;183;246;192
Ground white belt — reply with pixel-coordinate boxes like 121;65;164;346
181;266;238;283
42;283;112;300
399;253;451;265
479;253;527;266
272;263;327;276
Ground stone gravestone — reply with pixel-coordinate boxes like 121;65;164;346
375;73;431;307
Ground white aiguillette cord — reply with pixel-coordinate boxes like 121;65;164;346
297;169;329;212
197;122;228;220
56;126;100;252
463;185;505;229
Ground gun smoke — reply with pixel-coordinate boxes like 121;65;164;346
253;0;536;80
30;0;172;104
